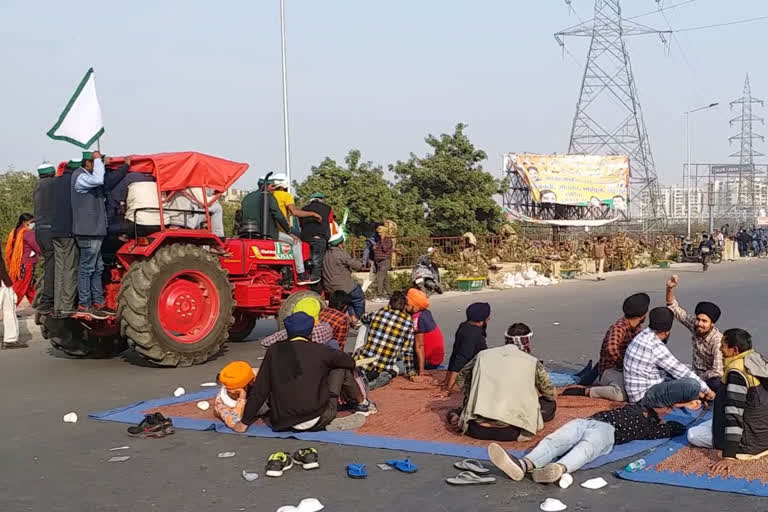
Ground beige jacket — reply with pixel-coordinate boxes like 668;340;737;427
459;344;543;440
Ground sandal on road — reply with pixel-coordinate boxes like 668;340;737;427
453;459;490;475
385;458;418;473
446;471;496;486
347;462;368;479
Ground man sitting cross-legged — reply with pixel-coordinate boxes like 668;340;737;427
623;307;715;409
488;402;686;484
446;323;556;442
687;328;768;474
563;292;649;402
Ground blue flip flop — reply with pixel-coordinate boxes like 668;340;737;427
347;463;368;479
385;458;418;473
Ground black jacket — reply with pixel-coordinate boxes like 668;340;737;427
33;175;57;229
299;201;333;241
51;169;75;238
242;340;355;431
241;190;290;240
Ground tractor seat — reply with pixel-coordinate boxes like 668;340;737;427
237;220;267;239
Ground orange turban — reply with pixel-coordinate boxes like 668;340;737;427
406;288;430;311
219;361;254;390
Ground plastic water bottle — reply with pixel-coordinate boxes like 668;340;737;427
625;458;646;472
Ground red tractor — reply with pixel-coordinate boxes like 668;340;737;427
39;152;322;366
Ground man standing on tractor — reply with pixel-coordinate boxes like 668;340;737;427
33;163;57;314
269;174;322;285
51;158;80;318
71;150;113;319
299;193;335;284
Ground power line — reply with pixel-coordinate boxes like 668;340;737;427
674;15;768;33
626;0;700;21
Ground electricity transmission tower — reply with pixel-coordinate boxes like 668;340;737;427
729;74;764;208
556;0;670;225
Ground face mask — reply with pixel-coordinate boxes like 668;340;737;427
28;222;35;230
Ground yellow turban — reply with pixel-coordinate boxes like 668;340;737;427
293;297;321;324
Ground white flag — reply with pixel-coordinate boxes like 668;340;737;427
47;68;104;149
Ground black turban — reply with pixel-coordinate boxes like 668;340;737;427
649;307;674;332
622;293;650;318
466;302;491;322
695;302;721;323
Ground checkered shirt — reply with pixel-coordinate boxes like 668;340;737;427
354;307;416;378
667;299;724;381
598;316;643;372
260;322;333;348
319;308;350;351
623;327;708;403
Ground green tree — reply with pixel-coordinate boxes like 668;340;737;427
392;123;505;236
294;150;427;237
0;171;37;243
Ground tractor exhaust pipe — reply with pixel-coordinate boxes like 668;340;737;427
262;171;273;239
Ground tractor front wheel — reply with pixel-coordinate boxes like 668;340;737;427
118;244;234;367
276;290;325;331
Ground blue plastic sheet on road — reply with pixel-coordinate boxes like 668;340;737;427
90;387;701;469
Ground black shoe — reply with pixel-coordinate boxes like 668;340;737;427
93;304;116;317
578;364;600;386
152;412;175;435
292;447;320;470
127;414;172;438
36;304;53;315
562;387;588;397
297;273;321;286
574;360;593;379
1;341;28;350
265;451;294;477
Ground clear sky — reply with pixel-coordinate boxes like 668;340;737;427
1;0;766;190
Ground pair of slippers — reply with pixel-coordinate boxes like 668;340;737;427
446;459;496;485
347;458;418;479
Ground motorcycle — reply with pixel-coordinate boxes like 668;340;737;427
679;245;722;265
412;252;443;294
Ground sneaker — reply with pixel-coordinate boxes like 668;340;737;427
265;451;294;477
74;305;94;318
352;400;377;417
93;304;116;317
127;414;170;438
88;307;110;320
292;448;320;470
297;273;321;285
152;412;175;435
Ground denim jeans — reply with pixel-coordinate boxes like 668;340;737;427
75;236;104;307
640;378;701;408
364;370;393;391
526;418;615;473
278;232;305;275
687;419;713;448
347;285;365;318
307;237;327;281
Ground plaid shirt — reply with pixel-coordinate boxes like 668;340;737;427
667;299;724;381
260;322;333;348
319;308;350;351
623;327;709;403
354;307;416;378
598;317;643;372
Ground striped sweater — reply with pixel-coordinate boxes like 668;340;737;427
713;350;768;458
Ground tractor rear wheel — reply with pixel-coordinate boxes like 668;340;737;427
119;244;234;367
276;290;325;331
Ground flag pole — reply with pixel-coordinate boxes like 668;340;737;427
279;0;291;185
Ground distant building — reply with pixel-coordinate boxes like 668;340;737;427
658;186;705;219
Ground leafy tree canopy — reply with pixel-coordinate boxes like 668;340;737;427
294;150;427;237
392;123;505;236
0;170;37;242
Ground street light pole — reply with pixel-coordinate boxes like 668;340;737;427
280;0;291;185
685;102;719;237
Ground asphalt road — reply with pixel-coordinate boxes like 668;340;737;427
2;260;767;512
